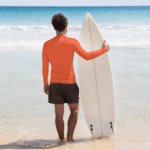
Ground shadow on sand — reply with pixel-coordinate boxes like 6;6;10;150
0;137;99;149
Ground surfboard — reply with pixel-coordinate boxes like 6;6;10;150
78;12;115;138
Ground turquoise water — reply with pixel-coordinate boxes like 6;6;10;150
1;6;150;25
0;6;150;47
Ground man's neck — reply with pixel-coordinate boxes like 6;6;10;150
56;30;67;36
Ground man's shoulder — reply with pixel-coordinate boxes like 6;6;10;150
46;37;55;43
44;37;56;47
44;36;77;46
66;37;77;44
68;37;76;41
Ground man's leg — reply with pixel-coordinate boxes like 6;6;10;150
54;104;65;141
67;103;79;142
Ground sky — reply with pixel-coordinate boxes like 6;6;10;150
0;0;150;6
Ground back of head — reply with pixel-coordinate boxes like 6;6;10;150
51;13;68;32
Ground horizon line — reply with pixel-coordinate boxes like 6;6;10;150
0;5;150;7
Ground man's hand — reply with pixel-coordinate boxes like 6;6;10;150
44;84;49;95
103;40;110;52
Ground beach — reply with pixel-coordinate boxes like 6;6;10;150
0;47;150;149
0;6;150;149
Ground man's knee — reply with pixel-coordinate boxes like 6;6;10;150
55;104;64;117
68;103;79;114
55;111;64;118
71;107;79;115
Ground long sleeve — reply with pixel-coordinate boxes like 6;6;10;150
73;39;107;60
42;43;49;85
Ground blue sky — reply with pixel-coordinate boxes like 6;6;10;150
0;0;150;6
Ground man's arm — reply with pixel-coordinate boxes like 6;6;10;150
73;39;107;60
42;42;49;86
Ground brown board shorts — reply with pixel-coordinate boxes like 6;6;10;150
48;83;79;104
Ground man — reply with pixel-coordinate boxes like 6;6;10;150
42;13;110;144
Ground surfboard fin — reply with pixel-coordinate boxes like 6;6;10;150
90;124;93;138
110;122;114;134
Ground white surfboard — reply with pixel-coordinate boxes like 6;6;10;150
78;12;115;138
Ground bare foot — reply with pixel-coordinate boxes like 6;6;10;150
59;138;65;142
58;138;66;145
66;138;75;143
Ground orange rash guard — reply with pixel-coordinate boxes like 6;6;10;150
42;34;107;85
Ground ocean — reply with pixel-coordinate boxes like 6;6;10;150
0;6;150;149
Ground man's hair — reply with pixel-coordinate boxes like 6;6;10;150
51;13;68;32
